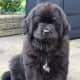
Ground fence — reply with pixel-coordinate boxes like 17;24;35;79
0;15;24;37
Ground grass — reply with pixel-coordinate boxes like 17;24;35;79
0;69;9;80
0;71;3;80
70;39;80;48
70;41;77;47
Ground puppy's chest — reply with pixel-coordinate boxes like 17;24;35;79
33;55;62;77
34;58;60;80
28;52;63;79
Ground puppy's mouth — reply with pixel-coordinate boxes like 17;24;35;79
32;37;58;52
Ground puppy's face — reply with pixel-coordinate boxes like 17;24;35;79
32;16;59;51
24;3;70;52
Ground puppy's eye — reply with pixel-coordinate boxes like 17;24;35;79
34;21;39;28
28;54;37;60
33;17;39;28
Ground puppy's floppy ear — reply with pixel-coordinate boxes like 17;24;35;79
56;5;71;36
24;7;36;35
24;12;34;35
62;13;71;36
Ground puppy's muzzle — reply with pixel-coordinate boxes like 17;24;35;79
43;29;49;34
42;29;51;37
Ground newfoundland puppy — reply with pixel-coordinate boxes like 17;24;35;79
2;2;70;80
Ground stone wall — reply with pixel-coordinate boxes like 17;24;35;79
0;15;24;37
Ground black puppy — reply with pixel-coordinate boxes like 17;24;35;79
2;2;70;80
2;71;11;80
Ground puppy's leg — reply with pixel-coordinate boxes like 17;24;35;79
10;55;25;80
23;54;43;80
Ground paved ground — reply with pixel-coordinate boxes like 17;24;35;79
0;35;80;80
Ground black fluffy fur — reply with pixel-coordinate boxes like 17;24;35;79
2;2;70;80
2;71;11;80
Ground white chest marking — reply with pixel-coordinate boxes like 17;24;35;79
43;61;50;73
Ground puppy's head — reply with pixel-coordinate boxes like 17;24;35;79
24;2;70;52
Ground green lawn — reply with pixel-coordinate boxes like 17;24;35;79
0;71;3;80
0;68;9;80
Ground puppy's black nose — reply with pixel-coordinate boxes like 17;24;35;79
43;29;50;36
44;29;49;33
